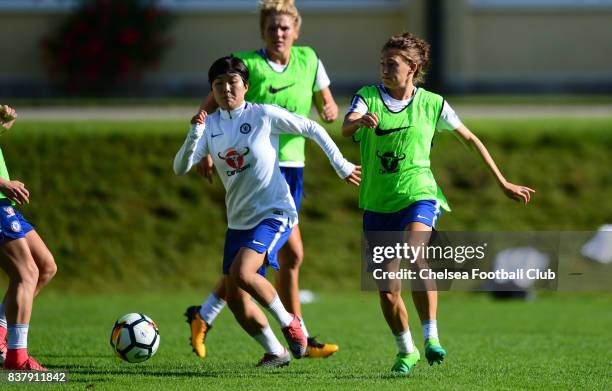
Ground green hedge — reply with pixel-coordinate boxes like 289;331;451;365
1;118;610;292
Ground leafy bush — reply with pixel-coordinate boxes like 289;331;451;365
41;0;173;94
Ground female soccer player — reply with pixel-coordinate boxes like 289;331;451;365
186;0;340;359
0;105;57;371
174;56;359;367
341;33;534;374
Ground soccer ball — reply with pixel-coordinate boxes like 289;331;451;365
110;313;160;363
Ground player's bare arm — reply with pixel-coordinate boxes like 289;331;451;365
313;88;338;123
453;124;535;204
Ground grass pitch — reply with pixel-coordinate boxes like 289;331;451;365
12;292;610;390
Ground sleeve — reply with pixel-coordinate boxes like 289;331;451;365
266;105;355;179
313;59;331;92
436;100;463;132
347;95;368;116
173;123;209;175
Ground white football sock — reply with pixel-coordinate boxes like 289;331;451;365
266;295;293;328
299;317;310;338
394;329;415;354
7;324;28;349
253;326;285;356
0;303;6;329
199;293;226;325
422;320;439;341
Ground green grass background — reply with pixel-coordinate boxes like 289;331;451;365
0;118;610;390
0;118;610;291
5;292;611;390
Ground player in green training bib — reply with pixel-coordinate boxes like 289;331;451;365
186;0;340;361
0;105;57;370
342;33;535;375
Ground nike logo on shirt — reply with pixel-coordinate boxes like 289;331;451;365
374;125;412;136
211;133;223;138
268;83;295;94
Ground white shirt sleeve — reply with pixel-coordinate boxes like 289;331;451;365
347;95;368;116
266;105;355;179
313;59;331;92
173;123;208;175
436;101;463;132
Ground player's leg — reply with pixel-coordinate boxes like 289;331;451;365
26;230;57;296
224;275;289;367
379;285;420;374
0;230;55;364
0;238;45;370
185;277;225;358
277;167;338;358
366;209;419;374
276;225;303;318
405;211;446;366
229;247;306;358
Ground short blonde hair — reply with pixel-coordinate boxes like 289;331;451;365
259;0;302;33
383;32;430;85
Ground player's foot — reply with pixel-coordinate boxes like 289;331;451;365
3;356;48;371
256;348;291;368
281;314;307;359
391;349;420;375
0;337;6;365
305;337;339;358
424;337;446;365
184;305;211;358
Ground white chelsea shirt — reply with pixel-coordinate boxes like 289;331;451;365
174;102;355;230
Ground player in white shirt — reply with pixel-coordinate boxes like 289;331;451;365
174;56;360;368
187;0;342;361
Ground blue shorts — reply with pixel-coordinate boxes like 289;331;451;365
363;200;441;232
0;200;34;243
223;218;293;277
280;167;304;213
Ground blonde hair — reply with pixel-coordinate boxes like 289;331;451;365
382;32;430;85
259;0;302;32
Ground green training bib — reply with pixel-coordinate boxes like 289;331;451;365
234;46;319;163
354;86;450;213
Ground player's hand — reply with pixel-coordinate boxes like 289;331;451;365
0;180;29;204
0;105;17;130
196;155;215;184
191;110;207;125
502;182;535;204
320;101;339;123
358;112;378;129
344;165;361;187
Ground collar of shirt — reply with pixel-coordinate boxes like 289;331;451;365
378;84;418;106
219;101;247;120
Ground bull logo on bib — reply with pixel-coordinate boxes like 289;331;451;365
218;147;251;176
376;150;405;174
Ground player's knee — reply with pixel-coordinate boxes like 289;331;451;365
379;291;401;304
281;247;304;270
231;268;253;289
38;253;57;283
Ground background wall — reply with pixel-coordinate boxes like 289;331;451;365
1;0;611;96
